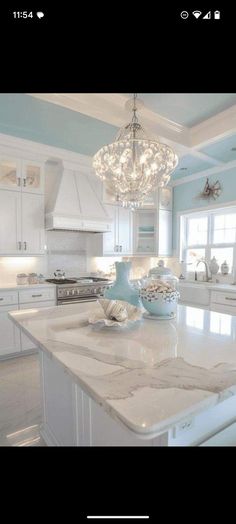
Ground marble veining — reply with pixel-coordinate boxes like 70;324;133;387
9;302;236;436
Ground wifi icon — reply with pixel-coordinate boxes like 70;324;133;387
192;10;202;18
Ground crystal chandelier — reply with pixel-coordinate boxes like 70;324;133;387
93;94;178;209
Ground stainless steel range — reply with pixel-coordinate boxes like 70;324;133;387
45;277;113;305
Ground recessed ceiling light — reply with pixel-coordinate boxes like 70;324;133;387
180;167;187;170
231;147;236;151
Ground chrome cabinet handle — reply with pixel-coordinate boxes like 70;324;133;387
119;245;122;252
18;241;22;250
32;294;42;298
24;241;27;250
23;178;26;187
225;297;236;301
0;298;3;301
17;178;21;187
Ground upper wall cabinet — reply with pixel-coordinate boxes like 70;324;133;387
0;155;44;194
21;160;44;193
0;157;21;190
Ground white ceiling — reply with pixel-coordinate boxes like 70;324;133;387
29;93;236;185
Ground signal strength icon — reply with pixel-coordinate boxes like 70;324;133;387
203;11;211;19
192;10;202;18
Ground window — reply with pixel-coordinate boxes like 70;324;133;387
180;207;236;274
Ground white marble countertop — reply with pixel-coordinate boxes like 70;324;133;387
178;281;236;292
9;302;236;437
0;282;55;291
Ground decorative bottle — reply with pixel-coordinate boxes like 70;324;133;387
221;260;229;275
209;257;219;275
104;261;141;307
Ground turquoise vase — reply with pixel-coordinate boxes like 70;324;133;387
104;261;141;307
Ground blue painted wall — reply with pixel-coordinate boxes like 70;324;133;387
172;168;236;251
0;94;118;156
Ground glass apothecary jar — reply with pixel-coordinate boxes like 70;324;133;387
140;260;179;317
28;273;39;285
148;260;179;289
16;273;28;285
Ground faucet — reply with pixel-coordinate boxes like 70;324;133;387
195;260;210;282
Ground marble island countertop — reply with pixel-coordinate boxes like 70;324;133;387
9;302;236;438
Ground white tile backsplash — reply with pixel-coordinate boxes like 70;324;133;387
46;230;87;277
0;257;47;285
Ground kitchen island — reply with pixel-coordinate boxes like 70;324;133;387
9;302;236;446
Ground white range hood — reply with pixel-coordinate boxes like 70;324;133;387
45;160;112;233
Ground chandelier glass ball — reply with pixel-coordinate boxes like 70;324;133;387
93;95;178;209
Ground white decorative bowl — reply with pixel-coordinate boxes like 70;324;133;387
140;280;180;317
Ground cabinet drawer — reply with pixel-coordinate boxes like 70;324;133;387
0;291;18;306
211;291;236;307
18;287;55;304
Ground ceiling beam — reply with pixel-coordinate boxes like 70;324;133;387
190;105;236;148
171;158;236;187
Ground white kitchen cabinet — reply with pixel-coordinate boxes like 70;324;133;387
0;304;20;358
21;193;45;254
21;160;44;194
0;155;44;194
17;287;56;352
133;205;172;256
87;204;133;256
0;190;21;254
158;187;172;211
133;209;156;255
209;289;236;314
0;190;45;255
102;204;117;254
158;209;172;256
0;156;21;190
41;352;77;446
118;206;133;254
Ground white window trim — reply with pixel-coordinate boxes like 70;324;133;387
179;204;236;274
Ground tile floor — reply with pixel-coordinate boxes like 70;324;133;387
0;353;45;446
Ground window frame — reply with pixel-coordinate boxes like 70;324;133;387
180;206;236;274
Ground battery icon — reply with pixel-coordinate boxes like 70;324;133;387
214;10;220;19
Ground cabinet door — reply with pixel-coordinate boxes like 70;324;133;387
103;205;118;254
20;300;56;351
0;157;21;190
0;305;21;357
133;209;156;254
21;160;44;194
21;193;45;254
0;190;21;254
158;209;172;256
158;187;172;210
118;207;132;254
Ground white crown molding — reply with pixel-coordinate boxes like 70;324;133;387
176;200;236;216
171;158;236;187
0;132;93;171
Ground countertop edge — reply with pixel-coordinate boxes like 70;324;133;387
8;309;229;440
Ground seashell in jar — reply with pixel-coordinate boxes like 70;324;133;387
98;299;128;322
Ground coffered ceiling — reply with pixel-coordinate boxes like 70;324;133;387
29;93;236;186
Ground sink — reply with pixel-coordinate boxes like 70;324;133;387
178;282;210;305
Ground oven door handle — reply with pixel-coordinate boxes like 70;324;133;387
58;298;98;305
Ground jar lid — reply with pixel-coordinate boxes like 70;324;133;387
149;260;172;277
17;273;27;277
